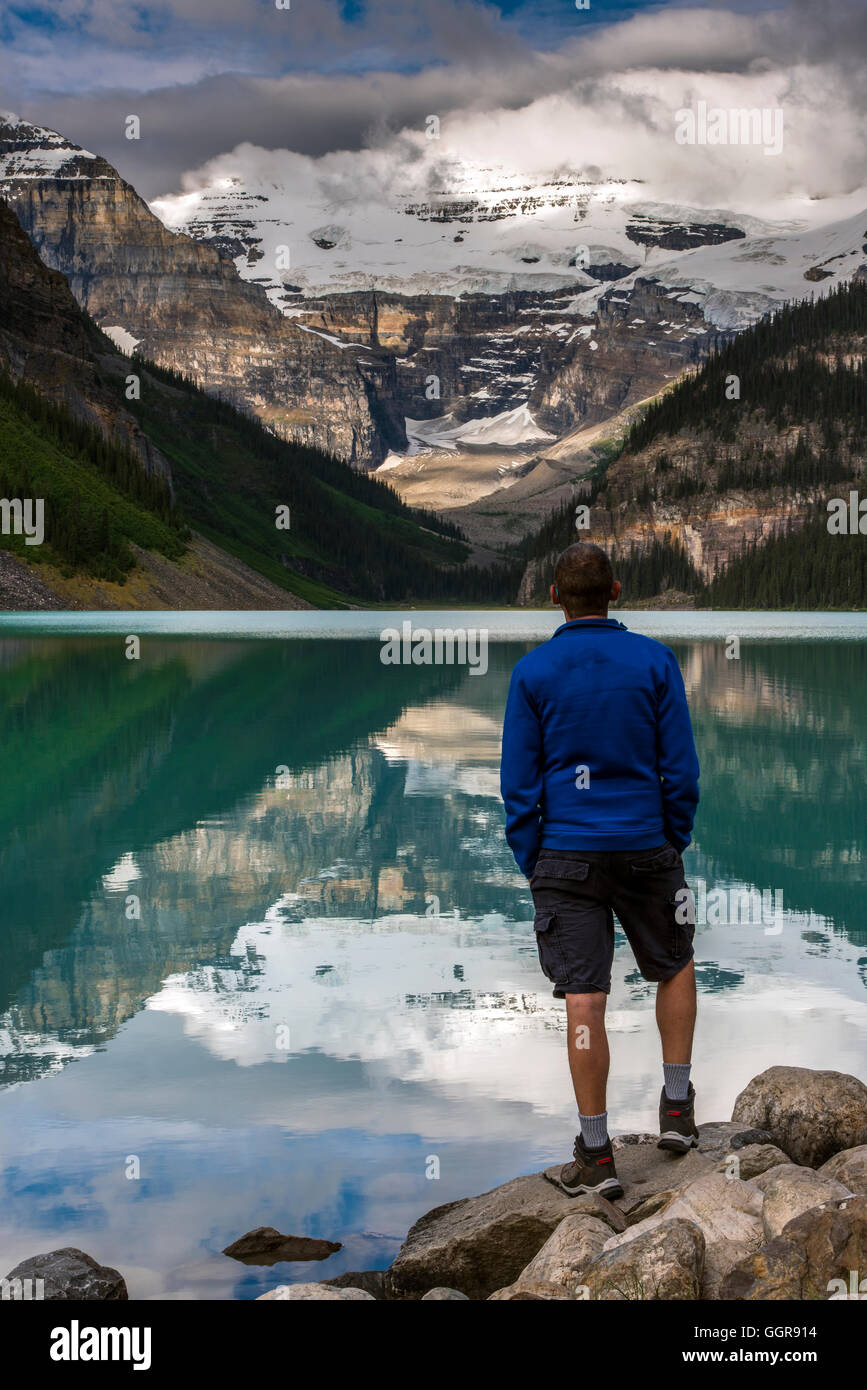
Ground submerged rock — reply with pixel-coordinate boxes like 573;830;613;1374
3;1248;128;1300
223;1227;341;1265
732;1067;867;1167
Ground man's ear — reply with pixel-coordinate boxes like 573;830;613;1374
610;579;622;603
549;583;559;607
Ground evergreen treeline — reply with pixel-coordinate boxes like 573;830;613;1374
699;513;867;609
518;278;866;609
0;367;185;528
0;368;189;580
133;356;466;541
612;535;703;601
125;353;518;604
624;279;867;455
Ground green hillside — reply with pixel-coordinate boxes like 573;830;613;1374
0;369;187;582
121;356;517;605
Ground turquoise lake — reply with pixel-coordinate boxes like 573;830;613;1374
0;609;865;1298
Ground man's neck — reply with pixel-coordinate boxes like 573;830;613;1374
563;612;609;622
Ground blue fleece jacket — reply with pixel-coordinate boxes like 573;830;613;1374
500;618;700;878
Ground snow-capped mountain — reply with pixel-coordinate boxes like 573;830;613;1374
149;149;867;475
150;158;758;305
150;151;864;322
2;114;865;497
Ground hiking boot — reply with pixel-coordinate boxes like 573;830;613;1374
545;1134;624;1199
657;1082;699;1152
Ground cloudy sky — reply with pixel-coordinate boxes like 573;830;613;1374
1;0;865;215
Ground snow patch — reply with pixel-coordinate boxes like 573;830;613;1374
102;325;141;355
404;405;555;453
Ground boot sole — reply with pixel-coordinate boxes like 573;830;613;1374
544;1171;624;1200
657;1132;699;1153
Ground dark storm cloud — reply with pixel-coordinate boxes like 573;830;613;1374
0;1;864;201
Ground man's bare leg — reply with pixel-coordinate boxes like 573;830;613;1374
547;990;622;1197
656;959;696;1063
656;959;699;1150
565;991;609;1115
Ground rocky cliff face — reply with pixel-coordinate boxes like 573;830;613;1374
0;197;170;482
0;119;394;463
533;277;723;436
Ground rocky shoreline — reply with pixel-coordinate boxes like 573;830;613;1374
5;1066;866;1302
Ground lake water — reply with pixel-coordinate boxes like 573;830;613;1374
0;610;865;1299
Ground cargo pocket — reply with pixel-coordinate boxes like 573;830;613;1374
533;907;564;983
669;884;696;958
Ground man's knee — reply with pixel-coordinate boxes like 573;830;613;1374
565;990;607;1021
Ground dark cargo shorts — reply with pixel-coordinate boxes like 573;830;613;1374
530;842;695;997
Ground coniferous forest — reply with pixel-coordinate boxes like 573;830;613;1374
519;278;867;609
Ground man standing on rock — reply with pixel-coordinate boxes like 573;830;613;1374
500;542;701;1199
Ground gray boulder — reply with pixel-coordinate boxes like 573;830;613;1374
386;1178;622;1301
732;1067;867;1167
713;1144;792;1180
590;1136;715;1218
756;1165;853;1240
720;1195;867;1300
257;1282;375;1300
602;1173;763;1299
420;1287;470;1300
580;1218;705;1300
696;1122;776;1159
2;1248;127;1301
515;1212;612;1292
819;1145;867;1195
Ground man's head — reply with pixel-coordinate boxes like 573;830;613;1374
550;542;621;619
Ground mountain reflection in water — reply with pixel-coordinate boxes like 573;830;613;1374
0;622;864;1298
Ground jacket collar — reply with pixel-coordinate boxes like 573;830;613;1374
553;617;627;637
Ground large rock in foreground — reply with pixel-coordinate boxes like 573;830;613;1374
257;1283;375;1300
819;1146;867;1195
320;1270;388;1299
514;1212;612;1292
582;1136;717;1217
602;1173;762;1299
386;1178;623;1301
752;1165;853;1239
3;1248;127;1300
732;1068;867;1167
580;1218;705;1301
720;1195;867;1300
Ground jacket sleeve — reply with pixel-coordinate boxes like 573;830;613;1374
500;665;544;878
656;649;700;851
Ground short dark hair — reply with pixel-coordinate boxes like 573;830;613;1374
553;542;614;617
